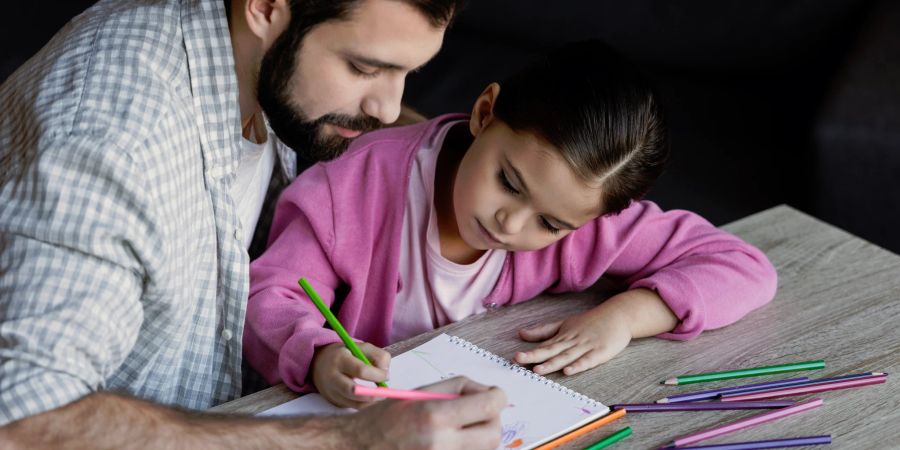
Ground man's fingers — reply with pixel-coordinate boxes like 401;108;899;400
517;320;563;342
455;416;503;450
443;386;507;428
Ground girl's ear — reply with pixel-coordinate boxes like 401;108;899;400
469;83;500;137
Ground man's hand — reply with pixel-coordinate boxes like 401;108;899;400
344;376;506;450
311;342;391;408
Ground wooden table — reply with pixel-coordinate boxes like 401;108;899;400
212;205;900;449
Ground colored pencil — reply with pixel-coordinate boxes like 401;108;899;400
581;427;632;450
612;400;794;411
662;398;823;448
534;408;626;450
353;385;460;400
721;374;886;401
298;277;388;387
670;434;831;449
663;360;825;385
657;377;810;403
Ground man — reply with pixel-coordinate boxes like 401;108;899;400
0;0;505;447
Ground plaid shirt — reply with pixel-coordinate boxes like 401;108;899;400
0;0;295;424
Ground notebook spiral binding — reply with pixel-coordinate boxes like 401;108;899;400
447;335;604;408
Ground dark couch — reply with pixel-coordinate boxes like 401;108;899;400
4;1;898;253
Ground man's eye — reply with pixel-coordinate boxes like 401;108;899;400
349;62;378;79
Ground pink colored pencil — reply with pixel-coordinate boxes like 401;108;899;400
662;398;823;448
721;375;886;401
353;385;461;400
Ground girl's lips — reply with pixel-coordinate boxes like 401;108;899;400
332;124;363;139
476;219;504;246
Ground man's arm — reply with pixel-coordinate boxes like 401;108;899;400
0;377;506;450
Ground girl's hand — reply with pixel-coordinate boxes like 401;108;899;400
311;341;391;409
513;305;633;376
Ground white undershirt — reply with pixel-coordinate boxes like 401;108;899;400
391;120;507;343
231;123;276;250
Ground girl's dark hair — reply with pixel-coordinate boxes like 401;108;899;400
493;40;668;215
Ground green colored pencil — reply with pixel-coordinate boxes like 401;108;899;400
581;427;632;450
663;360;825;385
298;277;388;387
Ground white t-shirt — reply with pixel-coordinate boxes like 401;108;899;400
231;122;276;250
391;121;507;343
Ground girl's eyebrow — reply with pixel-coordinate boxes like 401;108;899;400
504;157;577;230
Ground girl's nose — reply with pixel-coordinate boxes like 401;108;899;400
496;206;529;235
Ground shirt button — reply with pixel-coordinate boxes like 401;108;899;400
233;228;241;240
222;329;233;341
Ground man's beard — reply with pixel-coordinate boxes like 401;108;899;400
256;29;381;166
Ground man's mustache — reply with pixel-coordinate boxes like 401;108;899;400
315;113;382;134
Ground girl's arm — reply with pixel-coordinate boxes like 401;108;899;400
243;165;346;393
514;201;777;374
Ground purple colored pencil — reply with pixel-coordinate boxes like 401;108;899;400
662;398;823;448
718;372;885;400
669;434;831;449
612;400;794;412
721;374;886;401
657;377;810;403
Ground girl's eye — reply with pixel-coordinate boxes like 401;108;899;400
498;170;519;195
349;62;378;79
540;217;561;234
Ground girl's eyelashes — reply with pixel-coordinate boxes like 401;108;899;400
498;169;562;235
540;217;561;234
348;61;379;79
498;170;519;195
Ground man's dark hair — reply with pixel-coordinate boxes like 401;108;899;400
492;40;668;216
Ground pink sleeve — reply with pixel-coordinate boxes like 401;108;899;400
243;165;343;393
561;201;777;340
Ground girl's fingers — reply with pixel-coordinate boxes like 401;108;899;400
533;346;590;375
517;320;563;342
562;348;611;376
339;352;389;383
359;342;392;370
515;339;574;365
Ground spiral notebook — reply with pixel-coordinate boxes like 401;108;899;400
259;333;609;450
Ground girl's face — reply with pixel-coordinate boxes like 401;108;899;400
451;85;605;253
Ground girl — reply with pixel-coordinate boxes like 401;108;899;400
244;40;777;408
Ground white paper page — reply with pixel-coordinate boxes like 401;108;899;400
258;334;608;450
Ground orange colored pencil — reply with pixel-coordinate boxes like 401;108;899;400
534;408;626;450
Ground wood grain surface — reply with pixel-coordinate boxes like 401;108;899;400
211;205;900;449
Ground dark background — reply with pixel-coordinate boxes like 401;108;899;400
3;1;898;253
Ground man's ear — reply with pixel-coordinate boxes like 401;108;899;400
244;0;291;48
469;82;500;137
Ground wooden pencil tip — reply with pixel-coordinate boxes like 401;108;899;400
656;398;669;404
663;378;678;385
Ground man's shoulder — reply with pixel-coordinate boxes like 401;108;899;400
1;0;189;140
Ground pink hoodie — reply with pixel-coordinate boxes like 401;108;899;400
244;114;778;393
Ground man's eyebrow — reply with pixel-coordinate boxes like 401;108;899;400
505;157;577;230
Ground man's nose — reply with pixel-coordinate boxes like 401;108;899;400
361;76;404;124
